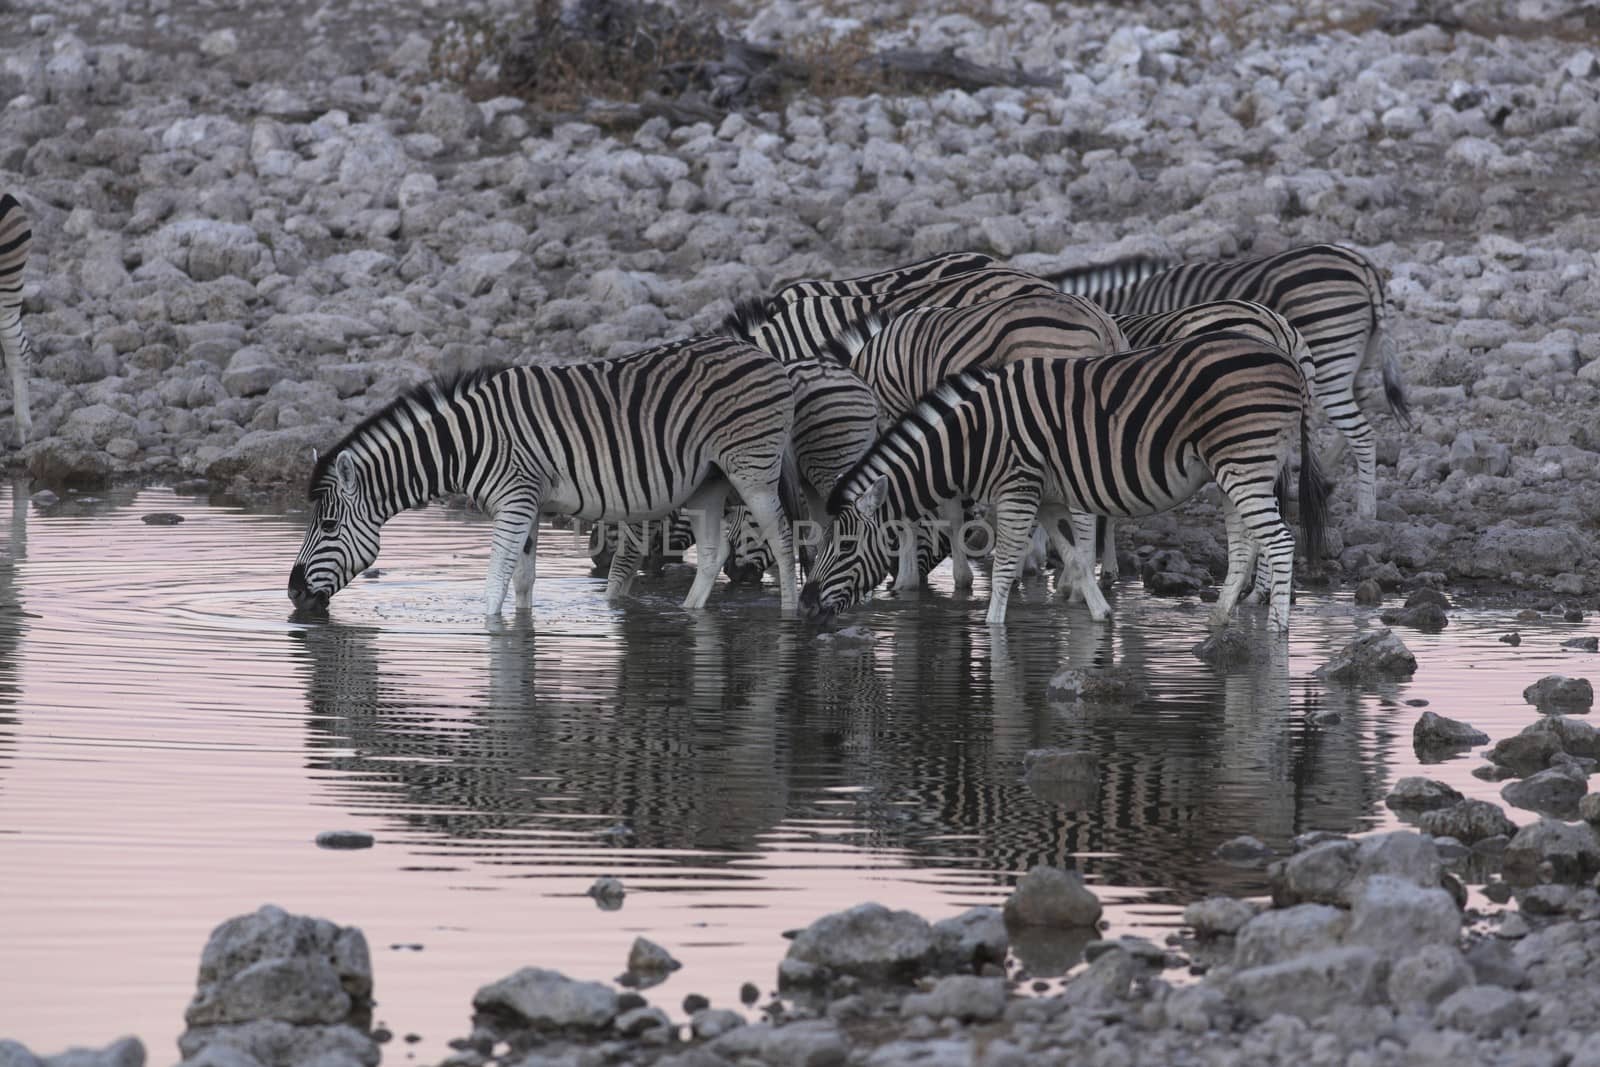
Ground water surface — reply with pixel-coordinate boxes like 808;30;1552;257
0;481;1591;1059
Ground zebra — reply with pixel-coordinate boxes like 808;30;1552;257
772;250;999;302
801;334;1329;629
820;291;1128;590
1072;299;1318;590
1049;243;1407;519
0;193;34;446
725;265;1076;365
288;335;802;616
723;357;880;582
607;356;879;596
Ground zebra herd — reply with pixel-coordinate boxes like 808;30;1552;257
290;242;1407;632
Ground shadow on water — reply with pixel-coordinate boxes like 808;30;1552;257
290;561;1389;906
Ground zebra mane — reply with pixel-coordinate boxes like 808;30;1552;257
1049;255;1171;296
719;296;773;345
307;364;506;497
826;367;993;516
820;310;887;367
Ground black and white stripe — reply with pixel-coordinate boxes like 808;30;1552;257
1050;243;1407;518
826;291;1127;590
725;266;1073;366
773;251;998;302
0;193;34;446
802;335;1328;629
288;336;800;615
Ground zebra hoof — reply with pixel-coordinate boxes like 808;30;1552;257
723;561;765;586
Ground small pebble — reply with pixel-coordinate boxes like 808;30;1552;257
1405;698;1429;706
372;1027;393;1044
1565;609;1586;622
141;512;185;525
740;982;760;1005
683;993;710;1014
315;830;374;849
1483;880;1513;904
1562;636;1598;651
1500;632;1522;646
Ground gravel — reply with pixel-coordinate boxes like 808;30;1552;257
8;0;1600;1062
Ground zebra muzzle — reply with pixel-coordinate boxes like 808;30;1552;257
287;565;331;612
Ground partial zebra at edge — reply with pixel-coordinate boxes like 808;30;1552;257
0;191;35;446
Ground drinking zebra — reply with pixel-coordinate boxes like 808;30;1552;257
288;336;801;616
802;335;1329;629
1050;243;1407;519
0;193;34;446
819;291;1128;590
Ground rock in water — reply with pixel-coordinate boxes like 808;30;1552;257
1523;674;1594;710
1385;776;1465;811
1046;666;1147;703
1502;818;1600;884
1021;748;1098;782
1380;603;1448;632
1501;765;1587;818
473;967;619;1029
315;830;374;849
1183;896;1258;938
784;903;935;981
1314;628;1417;682
587;876;626;910
1412;711;1489;753
1417;799;1520;844
1215;835;1275;865
179;905;376;1065
1003;865;1102;927
1192;627;1254;668
625;936;681;977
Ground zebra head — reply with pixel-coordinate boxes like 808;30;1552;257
800;476;895;620
288;449;382;611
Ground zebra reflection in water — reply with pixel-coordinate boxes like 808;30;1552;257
0;480;27;795
294;611;796;856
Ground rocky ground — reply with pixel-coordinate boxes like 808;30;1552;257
5;0;1600;1062
1;0;1598;596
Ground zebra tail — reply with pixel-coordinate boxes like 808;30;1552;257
779;447;804;528
1297;411;1331;564
1377;329;1412;430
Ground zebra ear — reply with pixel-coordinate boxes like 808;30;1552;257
333;451;359;496
855;476;889;516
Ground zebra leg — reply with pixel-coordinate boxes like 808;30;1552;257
1062;509;1112;620
1325;381;1377;518
1210;496;1257;629
513;521;540;611
1216;471;1296;632
1038;506;1084;603
736;481;797;613
1019;524;1048;578
892;524;922;591
945;498;974;589
484;493;540;615
0;301;30;446
1099;517;1120;582
682;483;731;610
1243;550;1271;606
604;523;647;601
983;490;1042;626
